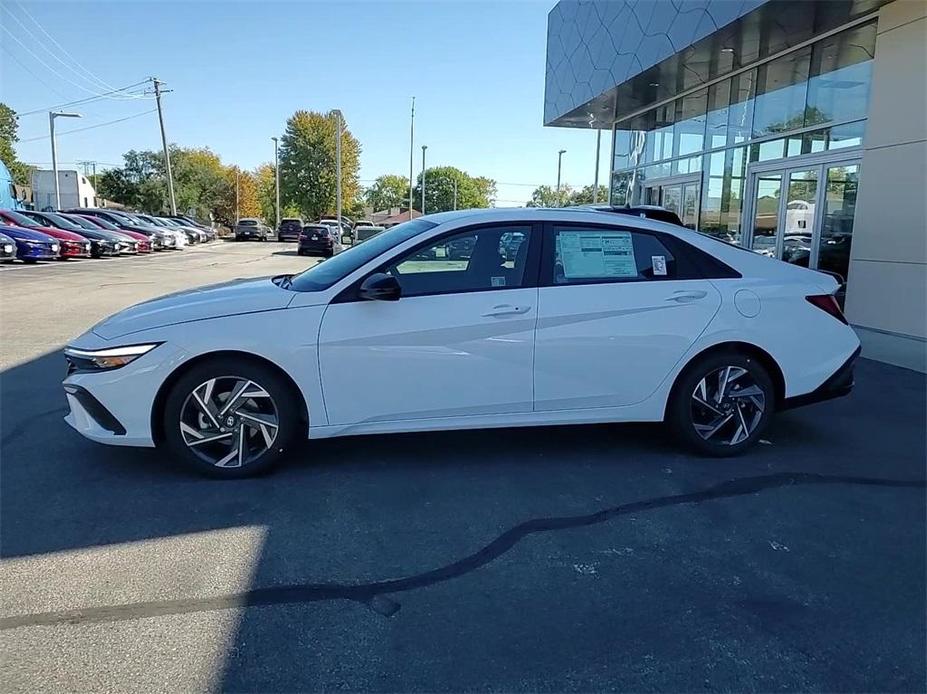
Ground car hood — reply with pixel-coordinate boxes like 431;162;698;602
1;225;55;242
92;277;293;340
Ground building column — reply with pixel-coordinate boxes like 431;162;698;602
844;0;927;372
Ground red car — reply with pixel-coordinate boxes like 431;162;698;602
66;214;152;254
0;210;91;259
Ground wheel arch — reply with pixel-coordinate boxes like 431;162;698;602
664;341;786;418
150;350;310;447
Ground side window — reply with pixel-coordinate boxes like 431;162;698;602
386;225;533;298
549;226;676;285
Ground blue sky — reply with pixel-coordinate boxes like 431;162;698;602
1;1;604;206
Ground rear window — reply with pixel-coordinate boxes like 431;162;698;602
303;225;327;234
281;219;302;226
239;219;258;226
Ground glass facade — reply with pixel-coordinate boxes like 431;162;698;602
610;20;877;248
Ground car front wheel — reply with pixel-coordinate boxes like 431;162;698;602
666;352;774;457
162;358;303;477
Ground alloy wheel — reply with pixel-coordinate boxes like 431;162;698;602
690;366;766;446
179;376;279;468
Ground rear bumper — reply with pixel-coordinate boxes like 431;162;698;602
780;346;860;411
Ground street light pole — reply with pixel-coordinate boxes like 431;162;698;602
421;145;427;215
409;97;415;214
453;179;458;211
235;168;240;224
556;149;566;206
593;129;602;203
48;111;81;209
271;137;280;229
334;110;343;232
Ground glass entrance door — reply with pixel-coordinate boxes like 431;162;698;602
746;159;859;276
646;179;701;229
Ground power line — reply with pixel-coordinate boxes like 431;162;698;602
18;109;158;142
14;80;153;117
0;43;73;101
5;0;133;96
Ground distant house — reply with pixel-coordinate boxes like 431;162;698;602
31;169;99;211
372;207;422;228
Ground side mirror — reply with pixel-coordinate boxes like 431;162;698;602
359;272;401;301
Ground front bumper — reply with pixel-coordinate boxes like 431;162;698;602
60;242;92;258
16;242;57;260
780;346;860;411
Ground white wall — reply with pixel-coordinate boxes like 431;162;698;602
844;0;927;371
30;170;98;210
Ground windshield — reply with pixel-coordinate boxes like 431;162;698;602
2;210;41;227
288;218;436;291
38;212;84;230
84;216;119;230
64;215;99;230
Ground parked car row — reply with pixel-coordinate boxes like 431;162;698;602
0;209;217;264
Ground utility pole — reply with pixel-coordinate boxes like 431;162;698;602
421;145;427;214
335;110;343;232
593;129;602;203
453;179;458;211
49;111;81;210
556;149;567;206
152;77;177;214
408;97;415;214
271;137;280;229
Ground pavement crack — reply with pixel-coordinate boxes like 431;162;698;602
1;472;922;631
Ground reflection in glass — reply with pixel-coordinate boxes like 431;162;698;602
818;164;859;283
806;22;876;126
611;170;633;206
782;169;818;267
614;130;632;170
661;185;682;217
753;48;811;136
706;80;731;149
803;121;866;154
675;89;707;157
700;147;746;244
653;102;675;161
751;138;788;162
751;174;782;257
728;69;756;143
682;182;700;229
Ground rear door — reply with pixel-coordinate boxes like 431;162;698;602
533;223;721;410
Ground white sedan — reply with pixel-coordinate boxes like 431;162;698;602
62;208;860;477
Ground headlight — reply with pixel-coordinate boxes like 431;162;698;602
64;343;160;372
3;244;11;253
51;244;60;252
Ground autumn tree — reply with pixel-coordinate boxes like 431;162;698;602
278;110;361;221
527;184;571;207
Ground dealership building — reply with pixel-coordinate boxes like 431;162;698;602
544;0;926;371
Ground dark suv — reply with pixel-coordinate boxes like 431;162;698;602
278;218;304;242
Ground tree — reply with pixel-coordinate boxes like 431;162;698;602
254;163;276;224
364;174;408;212
412;166;496;213
567;184;608;205
230;168;260;220
527;184;572;207
0;103;35;185
278;110;361;221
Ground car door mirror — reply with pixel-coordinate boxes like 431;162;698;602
359;272;401;301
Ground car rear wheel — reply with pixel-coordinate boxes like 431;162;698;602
666;351;774;457
162;358;302;478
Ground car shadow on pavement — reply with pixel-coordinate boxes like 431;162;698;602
1;351;925;691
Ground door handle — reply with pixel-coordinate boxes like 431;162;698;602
482;304;531;317
665;290;708;303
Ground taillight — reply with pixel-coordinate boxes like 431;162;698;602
806;294;848;324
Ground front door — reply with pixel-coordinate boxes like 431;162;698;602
647;179;701;229
318;224;539;425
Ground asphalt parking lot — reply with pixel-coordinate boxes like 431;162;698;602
1;241;925;692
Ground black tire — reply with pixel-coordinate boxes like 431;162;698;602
162;357;303;478
22;258;37;264
666;351;774;457
296;249;304;256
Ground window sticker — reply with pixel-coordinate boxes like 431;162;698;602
491;276;506;287
652;255;667;276
558;231;637;279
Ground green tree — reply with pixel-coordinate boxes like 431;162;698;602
278;110;361;221
527;184;572;207
567;184;608;205
0;103;35;185
254;162;277;224
364;174;408;211
412;166;496;213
